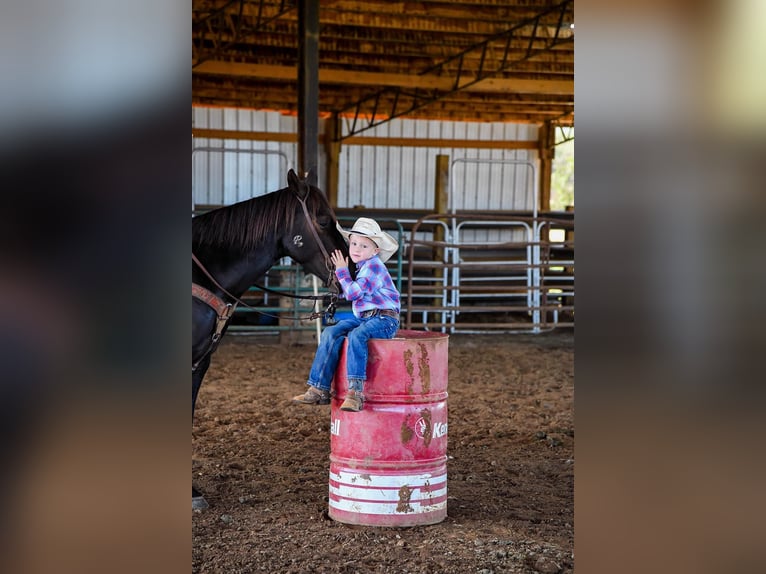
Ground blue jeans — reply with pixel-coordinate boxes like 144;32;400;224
307;315;399;393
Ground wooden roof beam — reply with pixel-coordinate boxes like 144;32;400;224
195;1;571;37
193;61;573;96
191;99;552;124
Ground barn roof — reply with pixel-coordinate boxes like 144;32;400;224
192;0;574;137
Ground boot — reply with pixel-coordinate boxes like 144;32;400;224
292;386;330;405
340;390;364;412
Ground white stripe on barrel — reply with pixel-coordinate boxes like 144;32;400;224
329;469;447;515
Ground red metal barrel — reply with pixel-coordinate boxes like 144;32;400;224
329;329;449;527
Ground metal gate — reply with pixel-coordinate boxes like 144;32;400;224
403;213;574;333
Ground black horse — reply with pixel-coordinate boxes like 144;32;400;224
192;169;349;509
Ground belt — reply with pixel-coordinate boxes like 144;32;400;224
360;309;399;320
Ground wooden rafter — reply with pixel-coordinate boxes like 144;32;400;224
193;62;573;96
191;0;575;127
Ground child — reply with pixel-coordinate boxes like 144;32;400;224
291;217;400;412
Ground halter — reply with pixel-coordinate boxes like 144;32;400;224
295;192;334;275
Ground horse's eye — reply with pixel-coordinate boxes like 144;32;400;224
317;216;331;228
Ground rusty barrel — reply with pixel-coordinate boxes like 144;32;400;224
329;329;449;527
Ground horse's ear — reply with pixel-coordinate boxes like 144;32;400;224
287;168;309;199
287;168;299;189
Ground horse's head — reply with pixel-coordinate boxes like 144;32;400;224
280;169;351;292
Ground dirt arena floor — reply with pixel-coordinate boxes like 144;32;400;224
192;329;574;573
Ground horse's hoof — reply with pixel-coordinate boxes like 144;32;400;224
192;495;209;510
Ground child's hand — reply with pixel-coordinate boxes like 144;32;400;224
330;249;348;270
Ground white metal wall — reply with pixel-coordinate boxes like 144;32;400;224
338;119;537;212
192;107;538;215
192;108;327;206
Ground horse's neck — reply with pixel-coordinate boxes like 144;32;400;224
194;244;282;299
236;252;281;295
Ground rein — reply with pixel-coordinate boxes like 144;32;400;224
192;253;327;305
192;253;336;323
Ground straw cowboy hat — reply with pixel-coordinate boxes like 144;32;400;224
337;217;399;263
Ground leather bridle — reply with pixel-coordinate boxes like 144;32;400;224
295;192;335;276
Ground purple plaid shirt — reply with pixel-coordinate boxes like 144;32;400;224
335;255;400;317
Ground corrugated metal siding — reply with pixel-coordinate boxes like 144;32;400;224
192;108;538;216
193;108;308;206
337;118;538;214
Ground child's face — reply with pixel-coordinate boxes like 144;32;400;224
348;234;380;263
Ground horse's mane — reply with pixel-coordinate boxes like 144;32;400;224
192;185;330;254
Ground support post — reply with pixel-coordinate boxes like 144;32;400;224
324;113;342;206
297;0;319;187
538;121;555;212
287;0;319;344
433;154;449;283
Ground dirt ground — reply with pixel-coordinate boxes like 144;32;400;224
192;329;574;574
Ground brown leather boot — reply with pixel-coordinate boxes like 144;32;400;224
340;390;364;412
292;386;330;405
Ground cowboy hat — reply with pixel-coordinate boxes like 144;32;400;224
337;217;399;263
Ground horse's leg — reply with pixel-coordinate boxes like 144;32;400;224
192;355;210;419
192;355;211;510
